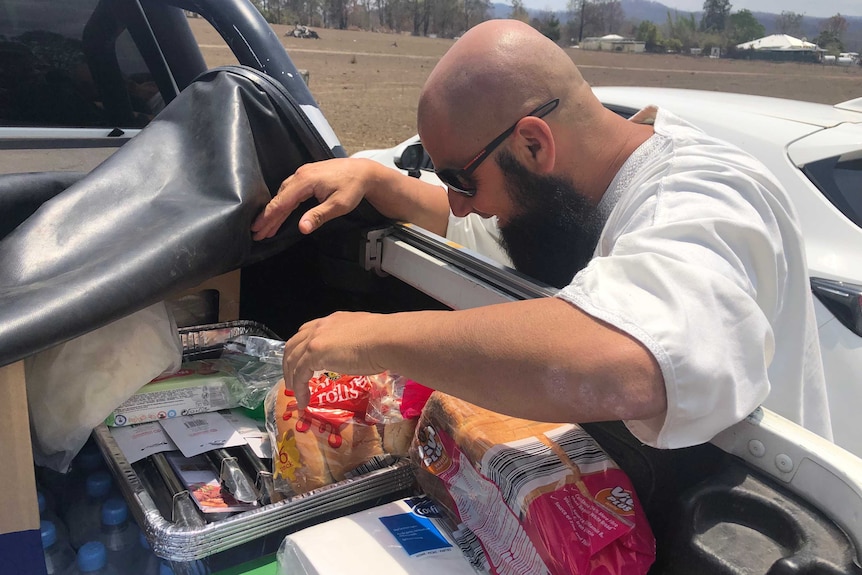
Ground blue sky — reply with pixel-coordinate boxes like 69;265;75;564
524;0;861;19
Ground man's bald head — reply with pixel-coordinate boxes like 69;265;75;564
418;20;593;162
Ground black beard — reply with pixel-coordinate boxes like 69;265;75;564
496;150;603;289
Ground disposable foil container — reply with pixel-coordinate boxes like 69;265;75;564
93;423;414;562
91;321;416;565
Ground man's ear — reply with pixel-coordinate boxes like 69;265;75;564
510;117;556;174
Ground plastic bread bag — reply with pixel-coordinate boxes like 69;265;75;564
264;371;419;497
363;373;431;457
365;371;409;424
365;372;435;424
221;334;287;410
25;302;183;472
367;374;433;458
409;392;656;575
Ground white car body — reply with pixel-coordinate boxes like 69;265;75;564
353;87;862;457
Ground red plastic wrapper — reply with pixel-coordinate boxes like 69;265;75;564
409;392;656;575
265;371;420;496
400;379;435;419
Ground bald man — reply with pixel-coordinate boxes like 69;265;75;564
252;20;831;448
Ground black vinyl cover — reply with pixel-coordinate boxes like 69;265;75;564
0;65;384;368
0;171;86;241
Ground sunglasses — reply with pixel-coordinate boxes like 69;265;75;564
435;98;560;197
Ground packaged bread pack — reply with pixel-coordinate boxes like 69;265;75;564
106;359;242;427
265;371;421;496
409;392;656;575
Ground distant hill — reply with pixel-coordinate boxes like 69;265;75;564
490;0;689;24
491;0;862;51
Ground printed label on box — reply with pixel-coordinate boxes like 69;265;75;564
109;421;178;464
159;411;247;458
106;360;239;427
379;512;453;557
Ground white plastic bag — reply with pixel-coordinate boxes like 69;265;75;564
26;302;183;472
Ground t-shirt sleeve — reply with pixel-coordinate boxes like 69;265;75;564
445;212;513;266
557;171;784;449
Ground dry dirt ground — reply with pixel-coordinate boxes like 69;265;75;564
189;18;862;155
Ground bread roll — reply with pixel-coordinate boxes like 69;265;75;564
325;421;384;481
271;379;333;495
382;418;418;457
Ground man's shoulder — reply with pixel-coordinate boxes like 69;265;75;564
649;107;776;183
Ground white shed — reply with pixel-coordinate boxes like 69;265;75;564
581;34;645;53
735;34;821;62
736;34;818;52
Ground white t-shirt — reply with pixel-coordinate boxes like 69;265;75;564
447;107;832;449
446;213;513;266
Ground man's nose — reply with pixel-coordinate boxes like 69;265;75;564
448;189;472;217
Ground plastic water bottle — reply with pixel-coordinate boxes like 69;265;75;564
65;471;113;549
135;530;161;575
38;489;59;523
132;529;209;575
66;541;119;575
63;442;108;514
41;520;75;575
97;497;141;568
70;441;106;475
36;466;71;517
38;489;69;549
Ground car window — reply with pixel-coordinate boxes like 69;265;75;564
0;0;165;129
803;156;862;229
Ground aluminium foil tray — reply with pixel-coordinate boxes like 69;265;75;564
91;320;416;563
93;424;414;561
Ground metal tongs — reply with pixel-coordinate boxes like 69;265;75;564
232;444;281;505
150;453;206;527
205;448;260;504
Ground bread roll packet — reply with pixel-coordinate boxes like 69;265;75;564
409;392;656;575
264;371;424;497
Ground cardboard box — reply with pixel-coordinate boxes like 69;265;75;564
0;361;44;574
169;270;241;326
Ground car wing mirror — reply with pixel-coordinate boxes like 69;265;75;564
395;142;430;178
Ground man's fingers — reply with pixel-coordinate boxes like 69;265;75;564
251;215;279;240
250;208;274;236
251;174;313;240
297;206;328;235
286;361;313;410
252;200;293;239
297;196;353;234
252;160;367;240
293;371;312;410
283;333;314;409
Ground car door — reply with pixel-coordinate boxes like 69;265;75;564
0;0;197;174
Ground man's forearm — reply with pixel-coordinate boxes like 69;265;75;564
363;160;450;236
372;298;666;424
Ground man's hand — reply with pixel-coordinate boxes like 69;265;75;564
282;311;388;409
251;158;383;240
